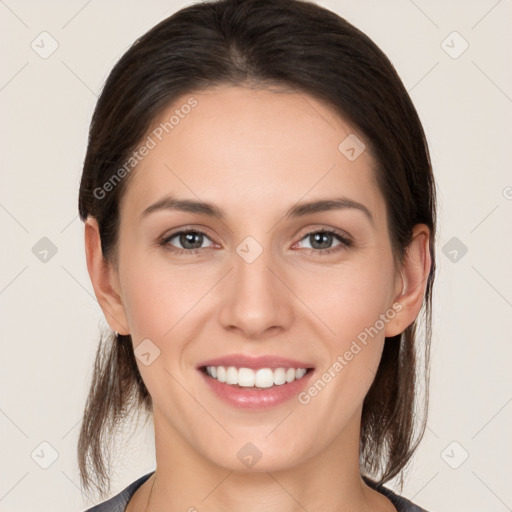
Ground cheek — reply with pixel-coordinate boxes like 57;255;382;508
119;250;214;339
296;261;393;422
330;260;395;387
298;255;395;341
118;257;212;395
118;249;226;350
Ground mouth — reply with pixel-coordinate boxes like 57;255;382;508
196;354;316;409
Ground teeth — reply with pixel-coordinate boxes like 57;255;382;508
217;366;226;383
205;366;309;388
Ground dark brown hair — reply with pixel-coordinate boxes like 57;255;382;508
77;0;436;499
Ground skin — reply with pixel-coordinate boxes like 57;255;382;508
85;85;431;512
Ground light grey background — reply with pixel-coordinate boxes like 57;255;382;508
1;1;511;511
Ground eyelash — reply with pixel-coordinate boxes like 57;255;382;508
159;228;352;256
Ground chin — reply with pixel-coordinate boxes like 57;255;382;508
201;440;308;474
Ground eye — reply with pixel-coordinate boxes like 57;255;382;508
159;229;215;255
294;229;352;256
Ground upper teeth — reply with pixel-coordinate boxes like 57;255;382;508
205;366;308;388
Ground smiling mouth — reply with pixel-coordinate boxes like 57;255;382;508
200;365;314;389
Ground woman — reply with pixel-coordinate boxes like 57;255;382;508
78;0;435;510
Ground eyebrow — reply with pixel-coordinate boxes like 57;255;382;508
140;194;374;225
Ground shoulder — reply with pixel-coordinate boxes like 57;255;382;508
82;471;155;512
363;475;431;512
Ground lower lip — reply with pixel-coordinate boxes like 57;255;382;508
199;369;314;409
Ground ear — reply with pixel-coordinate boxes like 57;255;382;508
84;217;130;335
385;223;432;337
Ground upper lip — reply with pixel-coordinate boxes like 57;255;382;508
197;354;315;370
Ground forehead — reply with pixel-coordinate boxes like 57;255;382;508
121;85;384;223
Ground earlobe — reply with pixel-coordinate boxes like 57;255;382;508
385;224;432;338
84;217;130;335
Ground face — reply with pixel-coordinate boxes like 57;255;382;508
104;85;406;472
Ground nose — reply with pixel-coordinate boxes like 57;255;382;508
217;245;294;339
